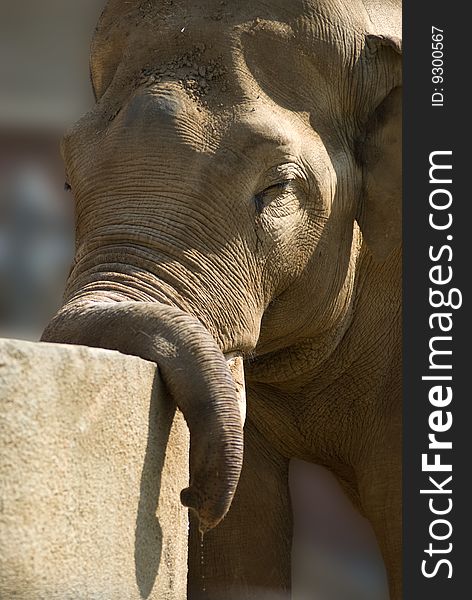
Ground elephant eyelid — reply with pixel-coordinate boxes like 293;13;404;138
262;181;292;195
253;181;294;214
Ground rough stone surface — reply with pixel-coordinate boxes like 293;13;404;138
0;338;189;600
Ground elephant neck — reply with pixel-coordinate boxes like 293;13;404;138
246;314;353;386
245;244;401;388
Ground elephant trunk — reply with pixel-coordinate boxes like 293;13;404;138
41;300;245;533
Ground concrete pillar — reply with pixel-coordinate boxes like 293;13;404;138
0;339;189;599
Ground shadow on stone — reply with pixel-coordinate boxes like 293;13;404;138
134;374;175;598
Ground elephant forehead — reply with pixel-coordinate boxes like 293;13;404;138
109;84;301;158
118;88;185;132
91;0;370;102
97;0;368;26
98;0;309;27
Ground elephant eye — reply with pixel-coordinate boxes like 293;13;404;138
254;181;292;214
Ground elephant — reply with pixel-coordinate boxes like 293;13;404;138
41;0;402;598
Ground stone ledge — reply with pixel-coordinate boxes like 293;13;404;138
0;338;189;600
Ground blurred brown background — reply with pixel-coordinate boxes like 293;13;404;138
0;0;104;339
0;3;388;598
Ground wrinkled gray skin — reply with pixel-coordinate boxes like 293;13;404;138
42;0;402;598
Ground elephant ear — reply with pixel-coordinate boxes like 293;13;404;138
356;33;402;261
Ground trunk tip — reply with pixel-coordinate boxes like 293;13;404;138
180;486;227;533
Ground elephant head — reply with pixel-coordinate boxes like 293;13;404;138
42;0;401;533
